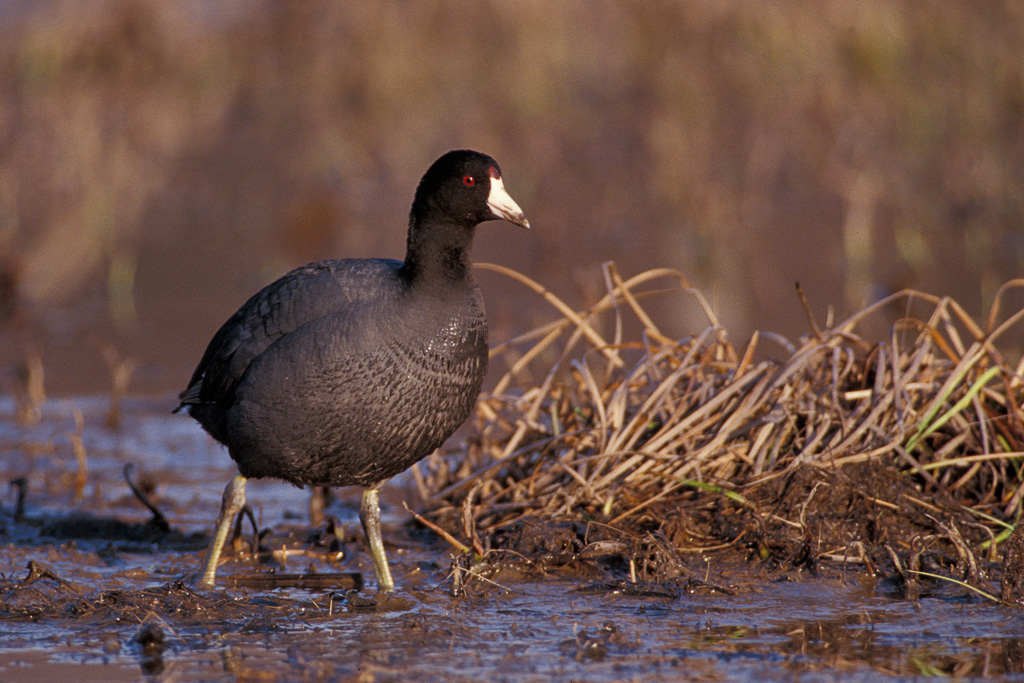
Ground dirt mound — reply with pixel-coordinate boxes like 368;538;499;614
421;267;1024;600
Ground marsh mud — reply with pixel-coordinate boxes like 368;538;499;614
2;397;1023;682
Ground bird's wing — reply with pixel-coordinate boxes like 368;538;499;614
178;258;402;408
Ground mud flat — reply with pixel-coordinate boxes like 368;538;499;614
1;396;1022;682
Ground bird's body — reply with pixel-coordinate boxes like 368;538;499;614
178;150;528;591
183;258;487;488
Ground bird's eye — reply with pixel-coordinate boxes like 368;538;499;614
462;175;475;187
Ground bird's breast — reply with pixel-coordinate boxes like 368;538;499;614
388;305;488;384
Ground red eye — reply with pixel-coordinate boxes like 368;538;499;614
462;175;475;187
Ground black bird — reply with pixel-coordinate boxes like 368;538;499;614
177;150;529;591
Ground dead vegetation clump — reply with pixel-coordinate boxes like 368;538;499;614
420;264;1024;593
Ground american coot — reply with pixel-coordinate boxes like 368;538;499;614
177;150;528;591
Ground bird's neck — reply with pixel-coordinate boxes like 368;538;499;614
401;217;476;287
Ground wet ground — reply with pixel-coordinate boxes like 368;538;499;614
2;397;1023;682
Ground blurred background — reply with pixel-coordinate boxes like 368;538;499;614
0;0;1021;397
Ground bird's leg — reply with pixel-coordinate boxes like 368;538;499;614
198;474;247;588
360;486;395;593
309;485;331;527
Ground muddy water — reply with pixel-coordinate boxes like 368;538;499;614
2;397;1023;682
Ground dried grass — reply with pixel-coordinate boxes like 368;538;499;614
421;264;1024;564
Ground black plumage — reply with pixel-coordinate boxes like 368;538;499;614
178;150;528;591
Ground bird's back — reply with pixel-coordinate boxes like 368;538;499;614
180;259;401;426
